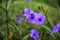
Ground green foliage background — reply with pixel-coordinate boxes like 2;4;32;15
0;0;60;40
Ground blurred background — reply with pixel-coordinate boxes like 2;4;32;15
0;0;60;40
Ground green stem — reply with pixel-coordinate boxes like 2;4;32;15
42;25;51;32
6;0;12;40
43;9;54;27
42;25;56;40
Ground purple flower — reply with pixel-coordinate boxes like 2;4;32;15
35;13;46;26
27;13;37;24
23;8;34;18
29;0;33;2
17;17;23;24
30;29;40;40
26;0;33;2
51;23;60;34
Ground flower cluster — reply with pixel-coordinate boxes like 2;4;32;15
51;23;60;34
17;8;46;40
24;8;46;26
17;8;46;26
30;29;40;40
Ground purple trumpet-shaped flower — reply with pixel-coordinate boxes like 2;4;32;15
29;0;33;2
17;17;23;24
23;8;34;18
30;29;40;40
27;13;37;24
26;0;33;2
35;13;46;26
51;23;60;34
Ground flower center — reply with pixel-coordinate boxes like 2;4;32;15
31;16;34;19
33;33;36;36
38;18;42;21
30;14;34;19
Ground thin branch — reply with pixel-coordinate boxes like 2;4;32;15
6;0;9;40
6;0;12;40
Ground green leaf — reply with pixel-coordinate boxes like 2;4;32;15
42;25;56;40
23;34;29;40
42;25;51;32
